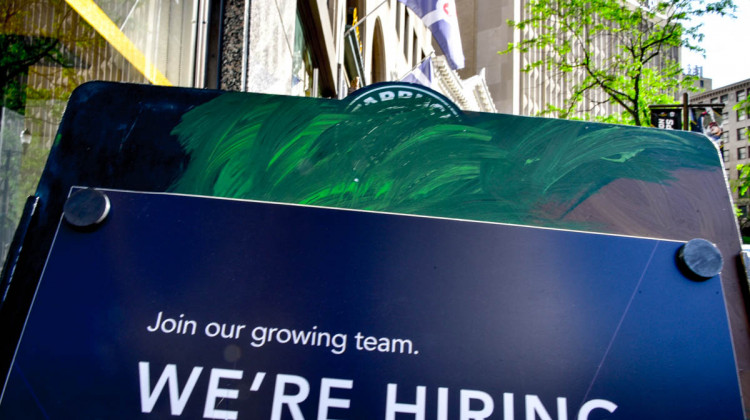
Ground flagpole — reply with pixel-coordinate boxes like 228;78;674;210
398;51;435;80
344;0;388;37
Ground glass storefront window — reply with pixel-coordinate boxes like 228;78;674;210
0;108;25;259
86;0;199;86
0;0;205;266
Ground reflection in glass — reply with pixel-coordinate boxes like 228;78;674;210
91;0;198;86
0;0;201;266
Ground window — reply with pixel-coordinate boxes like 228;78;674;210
292;12;321;97
711;97;719;104
395;3;402;38
740;127;749;141
722;148;730;162
0;0;208;267
370;21;387;83
412;34;419;68
739;147;747;160
403;12;410;64
721;94;729;103
101;0;202;87
738;90;747;102
722;110;729;124
740;108;747;121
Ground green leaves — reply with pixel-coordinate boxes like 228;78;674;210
500;0;736;125
734;98;750;197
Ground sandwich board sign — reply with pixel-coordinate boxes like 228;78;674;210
0;82;746;418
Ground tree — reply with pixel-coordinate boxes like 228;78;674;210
0;0;80;113
734;97;750;194
0;0;102;266
501;0;736;126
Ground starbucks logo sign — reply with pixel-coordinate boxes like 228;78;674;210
345;82;462;119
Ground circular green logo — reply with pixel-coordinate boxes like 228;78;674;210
345;82;462;119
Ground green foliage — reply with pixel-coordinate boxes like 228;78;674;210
0;0;97;111
501;0;736;125
732;97;750;231
734;97;750;198
0;34;77;112
735;97;750;128
2;78;25;112
0;0;94;259
737;162;750;197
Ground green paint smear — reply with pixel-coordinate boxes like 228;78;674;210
169;92;718;228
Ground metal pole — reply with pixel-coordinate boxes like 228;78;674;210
398;51;435;80
682;92;689;131
343;0;388;37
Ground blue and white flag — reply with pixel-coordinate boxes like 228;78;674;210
399;0;465;70
402;57;433;87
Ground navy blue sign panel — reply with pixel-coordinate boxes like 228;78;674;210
0;189;742;419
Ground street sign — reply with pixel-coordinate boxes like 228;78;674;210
0;189;742;419
650;108;681;130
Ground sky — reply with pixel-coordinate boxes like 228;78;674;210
681;1;750;89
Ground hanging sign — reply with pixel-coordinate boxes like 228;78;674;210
650;108;682;130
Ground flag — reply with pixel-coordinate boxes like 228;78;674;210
399;0;465;70
402;57;433;87
690;107;723;142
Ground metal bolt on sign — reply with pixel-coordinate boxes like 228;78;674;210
677;238;723;281
63;188;111;229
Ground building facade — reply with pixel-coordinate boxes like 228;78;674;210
219;0;494;110
455;0;680;118
690;79;750;214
